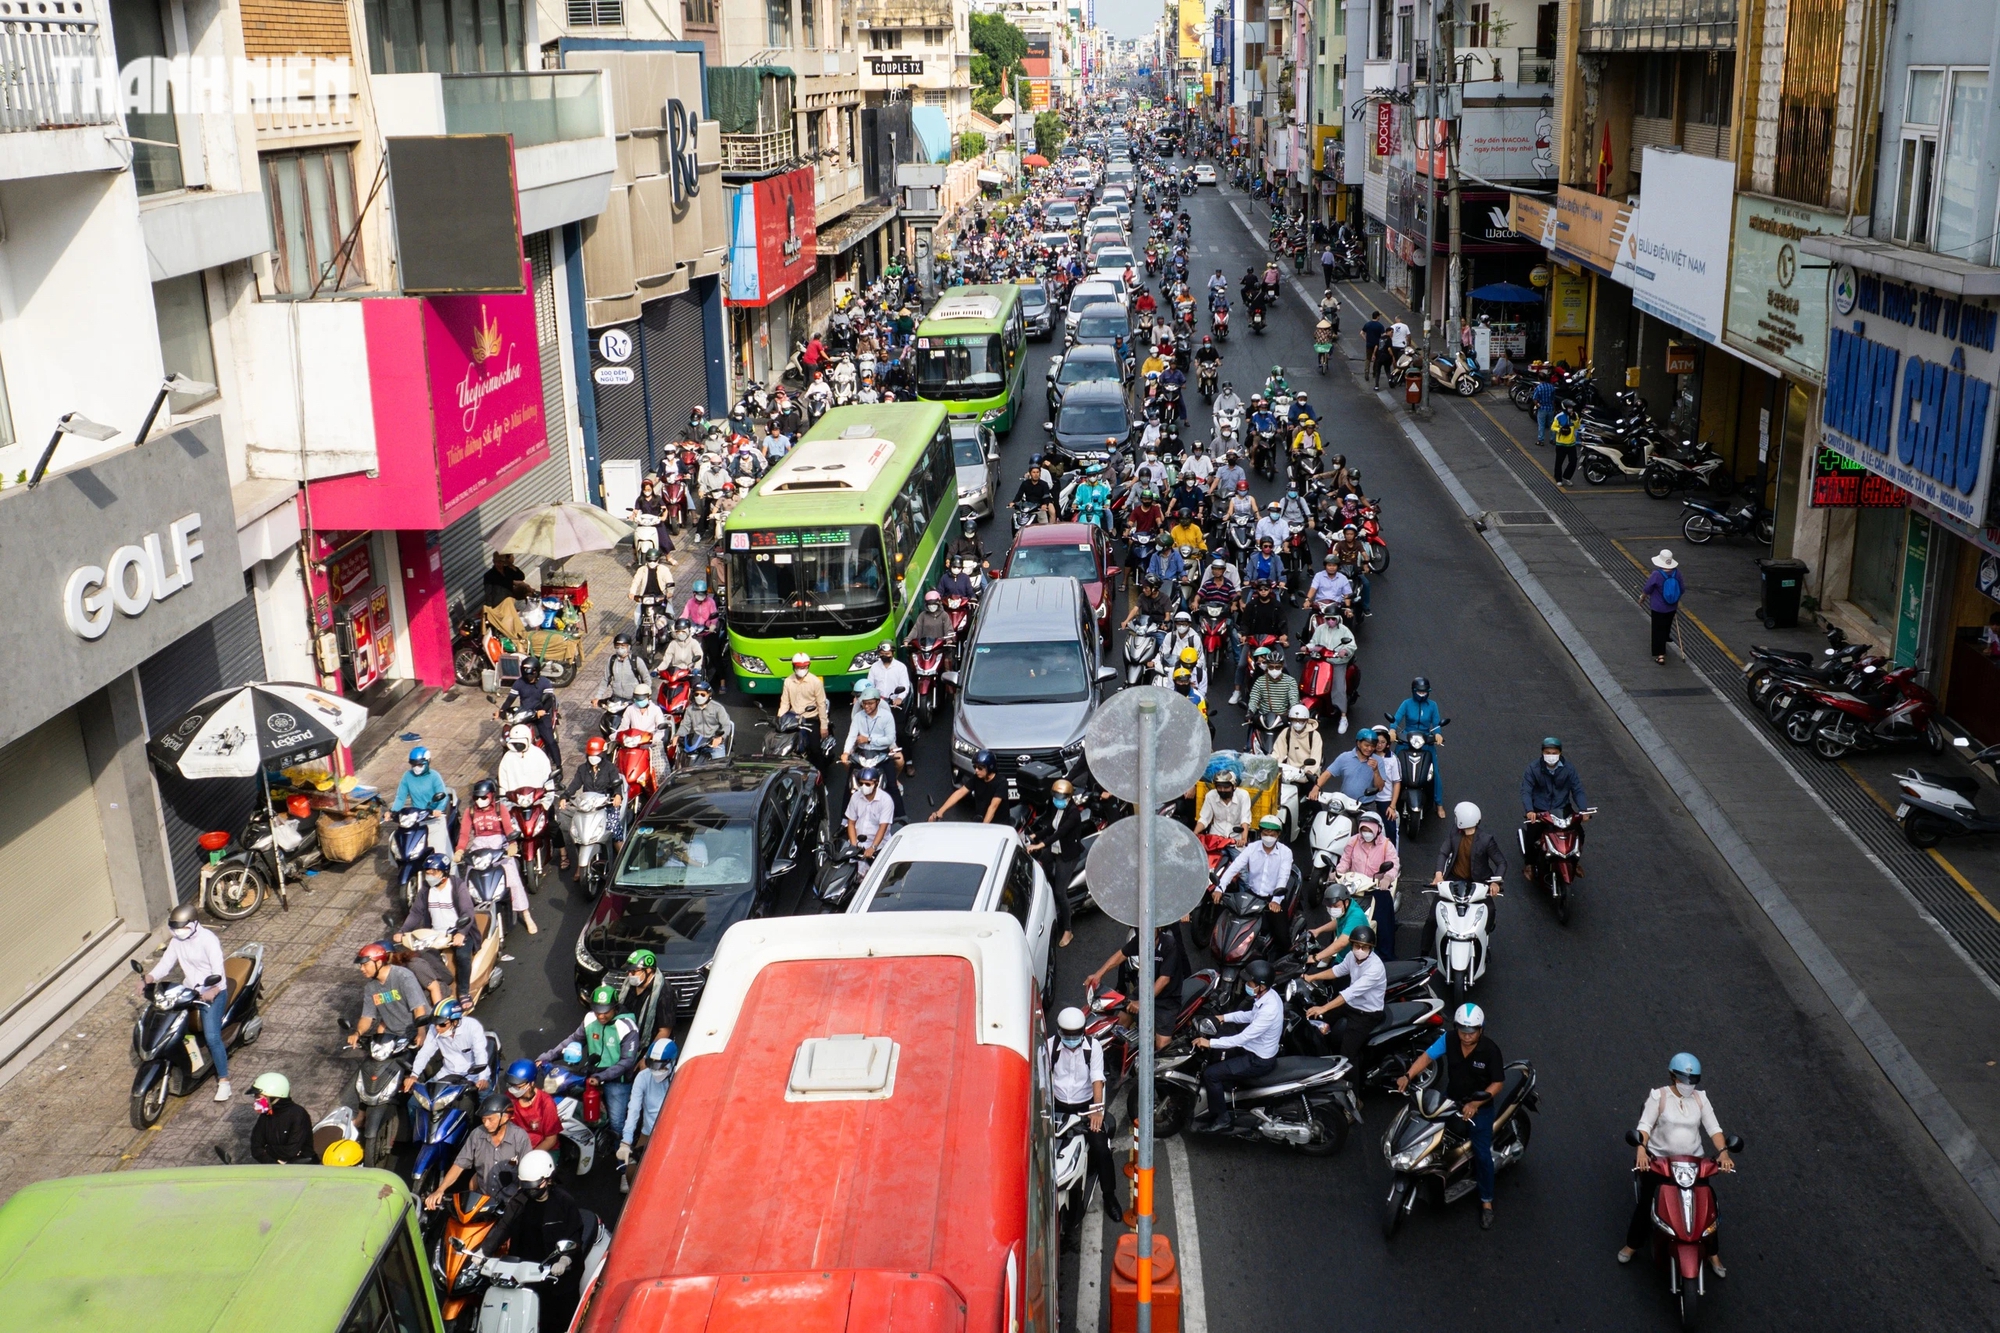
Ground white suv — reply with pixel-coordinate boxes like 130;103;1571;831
846;822;1058;998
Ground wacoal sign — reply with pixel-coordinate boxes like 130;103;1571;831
63;513;206;640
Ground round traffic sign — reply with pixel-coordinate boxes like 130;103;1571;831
1084;815;1211;927
1083;686;1210;805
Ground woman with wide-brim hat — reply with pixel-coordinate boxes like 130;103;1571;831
1640;549;1683;664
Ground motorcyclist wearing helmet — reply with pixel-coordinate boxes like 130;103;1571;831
1122;572;1173;630
844;765;896;861
1195;768;1254;851
1302;923;1387;1067
1211;449;1248;501
1270;702;1322;776
1215;814;1293;915
863;640;915;747
1015;459;1058;525
502;659;563;774
1232;581;1291;700
1191;958;1283;1131
1048;1007;1125;1222
504;1058;564;1154
247;1071;316;1164
596;633;655;710
1397;1003;1506;1228
427;1089;532;1210
1193;334;1221;375
629;545;676;612
349;941;430;1048
656;617;705;677
146;902;234;1100
398;853;483;992
1072;463;1114;529
405;995;493;1092
617;1037;681;1191
563;734;628;848
1263;365;1290;400
1024;777;1086;947
1278;488;1312;529
392;745;456;855
1140;533;1185;595
1394;677;1448;819
1253;500;1290;551
778;652;831;739
499;723;555;803
1426;801;1507;955
675;679;733;759
905;588;955;654
1621;1053;1736;1273
617;948;673;1044
481;1148;596;1328
1245;644;1300;722
539;984;642;1137
931;749;1004;824
456;778;538;936
1520;736;1590;882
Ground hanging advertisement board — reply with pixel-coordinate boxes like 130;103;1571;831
1617;148;1732;343
1724;194;1843;381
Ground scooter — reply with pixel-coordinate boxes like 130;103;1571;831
1895;737;2000;847
558;791;617;899
1627;1130;1745;1327
629;511;663;569
466;1228;612;1333
196;798;326;920
1427;878;1492;1006
1249;304;1268;335
1246;710;1285;755
1643;443;1729;499
1521;806;1596;925
1680;496;1775;546
536;1056;610;1176
1275;761;1318;845
615;728;658;809
408;1072;492;1200
1281;980;1445;1092
1296;643;1349;721
1159;1025;1358;1155
1579;433;1657;485
507;786;555;894
911;637;951;731
338;1032;411;1168
1428;352;1483;397
128;944;265;1129
1053;1111;1099;1245
387;804;452;911
1379;1062;1539;1238
1303;791;1364;884
1795;666;1944;761
1394;725;1445;839
1124;616;1164;686
811;838;870;912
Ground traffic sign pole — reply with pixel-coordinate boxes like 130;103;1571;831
1135;697;1155;1333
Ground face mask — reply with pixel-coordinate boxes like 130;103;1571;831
795;668;809;678
477;797;493;808
410;763;427;775
1674;1079;1696;1096
1260;835;1278;849
1061;1034;1084;1048
1292;721;1307;733
617;647;631;659
1543;753;1561;766
1053;797;1069;810
173;925;196;940
1361;829;1378;842
426;874;445;888
1267;667;1282;678
254;1096;272;1115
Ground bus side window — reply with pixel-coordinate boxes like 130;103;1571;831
926;426;954;516
339;1220;439;1333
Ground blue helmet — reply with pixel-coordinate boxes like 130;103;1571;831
422;851;452;874
505;1059;538;1087
692;579;708;593
1669;1052;1702;1083
973;749;995;769
647;1038;679;1065
407;746;430;766
434;998;465;1023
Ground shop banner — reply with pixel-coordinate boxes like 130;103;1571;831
427;275;549;523
1821;264;2000;528
1545;186;1633;275
1375;103;1394;157
1459;105;1555;181
1618;148;1732;344
726;167;817;308
1179;0;1205;59
1312;125;1339;172
1724;194;1843;381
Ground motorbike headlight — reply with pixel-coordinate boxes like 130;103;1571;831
1389;1127;1445;1173
1670;1160;1699;1188
849;651;878;672
732;652;772;676
575;931;605;972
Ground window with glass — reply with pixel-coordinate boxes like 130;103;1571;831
1007;540;1100;582
109;0;183;195
801;0;815;46
365;0;525;72
1637;54;1674;120
1466;2;1490;47
960;639;1091;704
767;0;791;48
727;526;891;634
152;274;219;411
618;817;756;890
1056;397;1130;441
337;1227;437;1333
917;336;1007;397
1896;68;1945;246
871;29;903;49
683;0;714;22
1934;70;1989;261
866;859;989;911
264;147;366;295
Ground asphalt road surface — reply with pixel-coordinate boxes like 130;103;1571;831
473;161;2000;1331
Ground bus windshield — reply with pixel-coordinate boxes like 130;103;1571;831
916;336;1007;399
727;525;889;634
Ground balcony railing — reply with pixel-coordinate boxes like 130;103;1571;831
441;70;603;148
1581;0;1736;51
719;126;796;174
1516;49;1554;84
0;7;114;133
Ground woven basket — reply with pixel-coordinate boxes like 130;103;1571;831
317;810;379;865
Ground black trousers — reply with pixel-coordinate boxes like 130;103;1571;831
1327;1006;1383;1069
1054;1096;1123;1217
532;713;562;775
1201;1049;1276;1116
1552;444;1579;483
1043;854;1078;941
1650;609;1678;659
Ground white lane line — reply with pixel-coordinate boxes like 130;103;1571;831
1165;1135;1209;1333
1077;1201;1104;1333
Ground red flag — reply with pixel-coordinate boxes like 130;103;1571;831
1595;121;1613;194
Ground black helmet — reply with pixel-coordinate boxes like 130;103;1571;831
1349;925;1377;947
471;778;498;801
1411;676;1430;698
614;632;632;647
477;1091;513;1119
1244;959;1273;987
519;657;541;681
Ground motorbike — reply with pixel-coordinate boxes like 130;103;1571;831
1393;723;1445;838
1428;879;1492;1005
1157;1023;1358;1155
388;807;439;909
811;838;872;912
1379;1062;1539;1238
634;597;672;660
1643;443;1729;499
338;1032;411;1168
1123;616;1165;686
1896;737;2000;848
1579;432;1657;485
1680;496;1775;546
558;790;617;899
1205;882;1295;994
910;637;952;731
1521;806;1597;925
1224;517;1255;566
1012;497;1045;531
128;944;265;1128
507;786;554;894
1794;665;1944;761
1303;791;1364;885
614;728;657;810
1246;710;1285;755
1427;352;1484;396
629;511;663;568
196;798;326;919
463;1229;612;1333
408;1072;494;1199
536;1057;611;1176
1282;981;1446;1093
655;667;694;725
1196;600;1234;683
1213;306;1230;342
1196;361;1219;401
1249;304;1267;335
1627;1129;1745;1327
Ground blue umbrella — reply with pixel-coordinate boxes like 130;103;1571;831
1468;282;1544;304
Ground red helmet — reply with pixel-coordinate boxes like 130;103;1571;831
585;736;607;756
1236;478;1249;491
1202;335;1212;345
354;942;389;965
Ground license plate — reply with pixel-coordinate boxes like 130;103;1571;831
1895;804;1909;819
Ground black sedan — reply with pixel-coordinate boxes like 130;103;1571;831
1045;379;1134;467
572;758;825;1010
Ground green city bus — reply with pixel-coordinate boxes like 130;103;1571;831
914;285;1029;432
724;402;957;695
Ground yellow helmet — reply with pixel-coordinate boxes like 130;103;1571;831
322;1139;364;1168
1178;646;1200;665
1172;666;1193;682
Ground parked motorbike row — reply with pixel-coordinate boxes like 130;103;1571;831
1741;623;1950;763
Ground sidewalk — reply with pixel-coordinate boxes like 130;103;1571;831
0;541;691;1198
1261;237;2000;1233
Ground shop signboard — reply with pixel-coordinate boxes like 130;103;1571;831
1459;105;1554;181
1820;264;2000;528
370;587;396;674
726;167;818;307
1536;186;1633;277
1725;194;1842;381
1895;513;1931;667
1810;446;1906;507
1665;343;1696;375
1375;103;1394;158
1550;268;1587;333
427;281;549;524
350;591;378;691
1179;0;1205;58
1618;148;1732;344
327;543;374;601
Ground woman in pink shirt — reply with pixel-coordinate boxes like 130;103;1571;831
1334;811;1400;959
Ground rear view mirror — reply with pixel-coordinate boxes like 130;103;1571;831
1096;667;1118;684
1043;421;1055;433
770;859;797;878
1723;1134;1745;1154
130;958;144;975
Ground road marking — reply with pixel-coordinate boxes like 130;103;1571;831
1077;1203;1104;1333
1165;1135;1209;1333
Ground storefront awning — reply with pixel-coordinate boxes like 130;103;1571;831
1801;233;2000;297
817;205;896;256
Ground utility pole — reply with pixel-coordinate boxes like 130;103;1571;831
1444;1;1461;363
1417;0;1439;416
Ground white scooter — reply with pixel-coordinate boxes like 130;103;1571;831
1304;788;1363;881
629;510;662;568
1428;878;1492;1006
468;1226;613;1333
1053;1111;1094;1242
1277;761;1319;845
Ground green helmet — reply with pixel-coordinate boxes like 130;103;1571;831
626;948;658;970
1541;736;1562;750
251;1072;290;1099
1271;364;1283;376
590;985;618;1010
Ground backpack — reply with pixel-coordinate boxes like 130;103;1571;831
1661;570;1683;606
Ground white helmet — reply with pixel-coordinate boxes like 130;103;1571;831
1453;1002;1485;1031
1056;1006;1086;1036
506;724;532;750
1287;704;1311;722
1453;801;1482;830
518;1149;556;1185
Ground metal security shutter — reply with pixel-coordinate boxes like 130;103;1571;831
440;232;579;609
641;291;706;453
591;317;650;467
139;595;269;906
0;710;118;1003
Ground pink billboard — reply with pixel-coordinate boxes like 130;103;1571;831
428;274;548;525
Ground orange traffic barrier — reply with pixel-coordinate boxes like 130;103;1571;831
1108;1233;1180;1333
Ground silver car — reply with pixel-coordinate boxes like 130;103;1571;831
952;417;1000;519
949;577;1116;795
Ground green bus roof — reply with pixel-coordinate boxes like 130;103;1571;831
915;284;1021;335
726;401;947;529
0;1166;416;1331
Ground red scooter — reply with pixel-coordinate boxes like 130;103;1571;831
656;666;694;725
1626;1130;1744;1327
1521;805;1596;925
909;638;951;732
1793;664;1944;761
1295;643;1358;722
1196;599;1233;682
506;787;554;894
661;476;690;532
1358;506;1390;573
614;729;657;809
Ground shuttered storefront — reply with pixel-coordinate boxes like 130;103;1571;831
439;230;577;611
0;710;120;1005
641;291;707;453
138;593;269;907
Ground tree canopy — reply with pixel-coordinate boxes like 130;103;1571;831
969;11;1028;115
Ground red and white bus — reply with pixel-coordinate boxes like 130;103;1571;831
578;912;1055;1333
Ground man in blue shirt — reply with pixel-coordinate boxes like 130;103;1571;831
1310;729;1385;805
1533;375;1558;445
392;746;456;855
1392;678;1447;820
